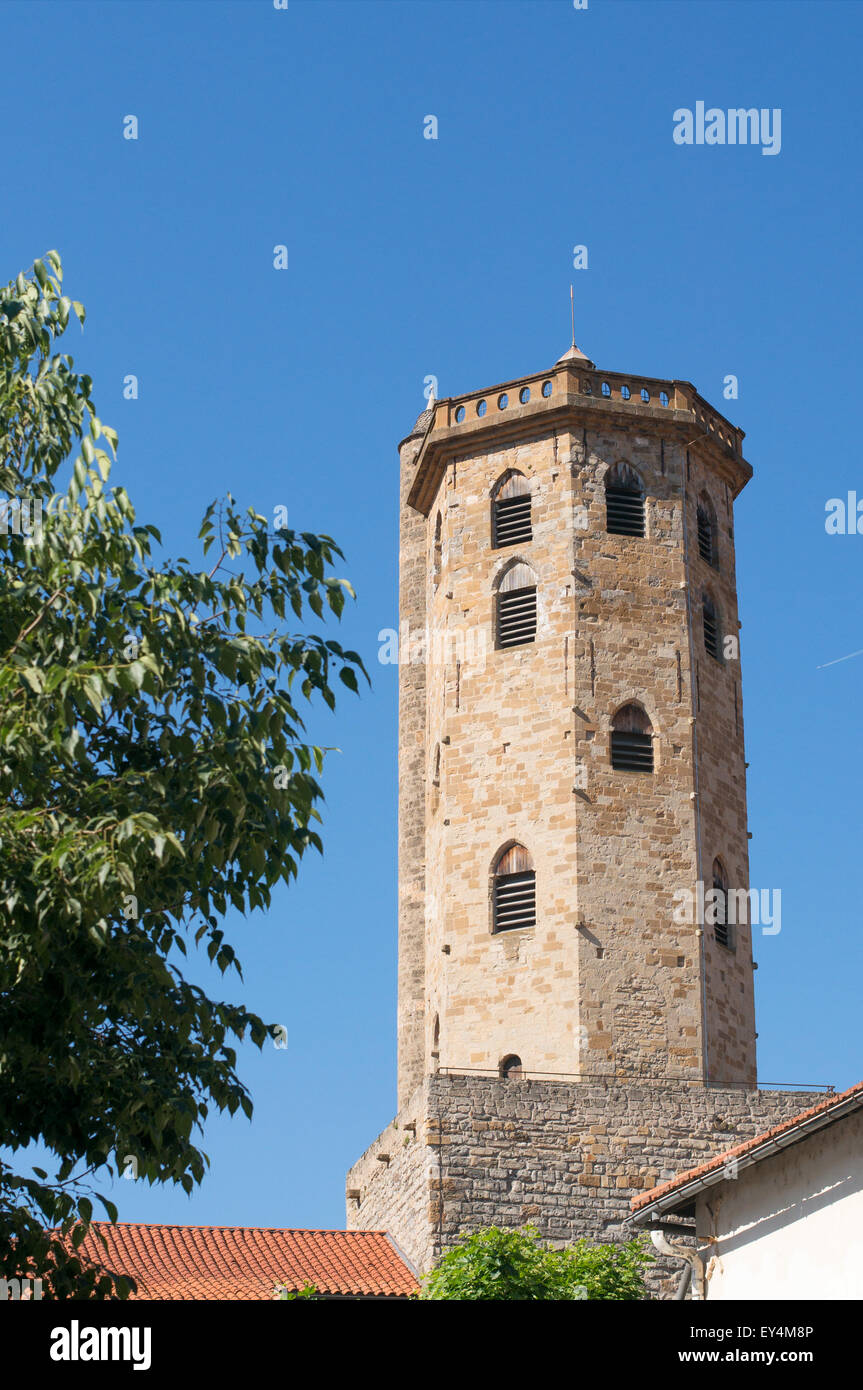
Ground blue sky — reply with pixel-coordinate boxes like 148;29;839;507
2;0;861;1230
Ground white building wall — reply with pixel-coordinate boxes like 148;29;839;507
697;1109;863;1300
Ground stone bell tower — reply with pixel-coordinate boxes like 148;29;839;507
397;339;757;1100
347;338;817;1278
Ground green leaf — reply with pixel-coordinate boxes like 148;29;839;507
20;667;44;693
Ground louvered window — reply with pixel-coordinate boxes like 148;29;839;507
697;509;713;563
712;859;732;949
610;730;653;772
713;898;731;949
493;494;532;547
703;595;721;661
492;472;532;548
494;871;536;932
493;845;536;933
497;562;537;648
498;586;536;647
611;703;654;773
605;463;645;537
697;497;717;567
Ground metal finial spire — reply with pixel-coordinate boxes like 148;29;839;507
570;284;575;349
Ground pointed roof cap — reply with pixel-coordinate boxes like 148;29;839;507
555;341;595;367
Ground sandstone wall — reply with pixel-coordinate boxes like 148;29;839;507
411;396;756;1086
397;415;432;1106
345;1083;433;1272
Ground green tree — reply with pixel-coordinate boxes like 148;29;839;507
418;1226;652;1301
0;253;367;1297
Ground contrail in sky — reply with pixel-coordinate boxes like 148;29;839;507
816;648;863;669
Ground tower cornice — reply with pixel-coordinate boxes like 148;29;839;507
405;359;751;515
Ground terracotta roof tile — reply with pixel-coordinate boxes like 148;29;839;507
72;1224;417;1300
631;1078;863;1215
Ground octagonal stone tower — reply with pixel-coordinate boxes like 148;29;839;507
397;341;756;1100
347;341;815;1277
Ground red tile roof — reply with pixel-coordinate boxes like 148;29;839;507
74;1224;417;1300
631;1079;863;1219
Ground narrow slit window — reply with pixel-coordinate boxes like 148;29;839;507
432;512;442;589
611;703;654;773
493;845;536;933
712;859;733;949
697;494;718;568
605;462;645;538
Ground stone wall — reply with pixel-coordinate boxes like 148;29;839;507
347;1075;823;1292
685;448;757;1082
397;412;432;1107
345;1083;431;1272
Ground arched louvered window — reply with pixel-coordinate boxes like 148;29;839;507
605;461;645;537
492;844;536;933
703;593;721;661
496;562;537;649
697;494;718;568
611;703;654;773
500;1054;523;1080
492;471;532;549
712;858;732;949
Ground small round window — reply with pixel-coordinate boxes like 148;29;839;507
477;398;487;417
601;381;611;397
541;380;553;397
641;387;650;403
519;386;531;404
621;385;631;400
455;405;465;423
659;391;669;407
498;392;508;410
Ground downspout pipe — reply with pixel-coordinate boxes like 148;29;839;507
650;1228;705;1301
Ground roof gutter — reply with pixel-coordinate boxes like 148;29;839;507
631;1088;863;1226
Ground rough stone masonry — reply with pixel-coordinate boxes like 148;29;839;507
347;342;822;1288
348;1076;820;1291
